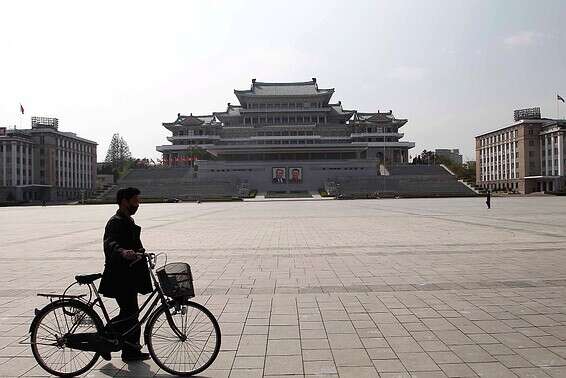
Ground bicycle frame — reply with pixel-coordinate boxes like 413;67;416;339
60;253;186;350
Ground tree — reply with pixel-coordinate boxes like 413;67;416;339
105;133;132;168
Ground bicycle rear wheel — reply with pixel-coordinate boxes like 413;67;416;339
146;301;221;376
30;299;103;377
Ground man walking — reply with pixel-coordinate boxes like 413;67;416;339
99;187;152;362
486;189;491;209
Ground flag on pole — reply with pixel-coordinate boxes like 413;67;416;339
20;104;24;114
558;94;565;103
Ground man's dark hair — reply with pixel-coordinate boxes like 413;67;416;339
116;187;141;205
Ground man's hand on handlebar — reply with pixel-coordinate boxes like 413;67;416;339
120;249;139;261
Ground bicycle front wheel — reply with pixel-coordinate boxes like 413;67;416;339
30;299;103;377
146;301;221;376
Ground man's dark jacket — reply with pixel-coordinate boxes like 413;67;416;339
99;210;152;298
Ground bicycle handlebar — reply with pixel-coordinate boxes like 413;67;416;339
128;249;157;269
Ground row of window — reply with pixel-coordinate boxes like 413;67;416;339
172;139;356;146
243;116;327;125
479;141;519;154
217;140;351;145
0;144;33;153
57;138;96;154
481;173;519;181
479;129;519;146
245;102;322;109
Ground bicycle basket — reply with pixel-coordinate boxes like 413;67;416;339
156;263;195;299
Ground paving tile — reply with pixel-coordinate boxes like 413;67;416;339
332;348;372;367
264;355;303;375
301;338;330;350
468;362;517;377
337;366;380;378
266;339;301;355
372;358;407;373
302;348;334;361
450;345;496;363
544;366;566;377
366;347;397;360
361;337;389;348
438;363;478;377
327;334;363;349
428;351;462;364
496;354;534;368
435;330;474;345
229;369;263;378
268;325;300;339
480;343;515;356
511;367;552;377
304;360;338;375
397;352;441;372
420;340;450;352
494;333;541;348
233;356;265;369
514;348;566;367
387;336;424;353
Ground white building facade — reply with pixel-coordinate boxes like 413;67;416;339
476;110;565;193
0;117;97;202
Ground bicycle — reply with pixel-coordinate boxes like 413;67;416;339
27;251;221;377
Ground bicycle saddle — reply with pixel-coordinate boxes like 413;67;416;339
75;273;103;284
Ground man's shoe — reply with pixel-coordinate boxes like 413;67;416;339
100;351;112;361
121;352;151;363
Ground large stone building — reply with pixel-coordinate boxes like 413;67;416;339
0;117;97;202
475;108;566;193
157;79;414;166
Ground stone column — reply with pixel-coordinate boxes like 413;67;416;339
64;150;68;188
2;143;6;186
559;132;564;176
540;137;544;176
550;133;556;175
58;148;61;187
22;145;26;185
71;148;75;189
25;145;29;184
11;142;17;185
18;144;23;185
544;135;548;176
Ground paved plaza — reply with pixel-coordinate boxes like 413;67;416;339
1;197;566;377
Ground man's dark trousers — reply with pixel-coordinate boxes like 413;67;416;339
110;293;141;356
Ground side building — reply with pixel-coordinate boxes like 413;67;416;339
435;149;463;165
0;117;97;202
475;108;565;193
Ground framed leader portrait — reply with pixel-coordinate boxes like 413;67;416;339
272;167;287;184
288;167;302;184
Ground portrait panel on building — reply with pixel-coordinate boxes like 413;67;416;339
288;167;302;184
272;167;286;184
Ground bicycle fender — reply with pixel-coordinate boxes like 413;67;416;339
29;299;102;334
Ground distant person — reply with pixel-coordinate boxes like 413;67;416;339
486;190;491;209
99;187;152;362
272;168;286;184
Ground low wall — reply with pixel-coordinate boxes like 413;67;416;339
196;159;379;192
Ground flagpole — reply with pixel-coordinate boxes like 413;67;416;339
558;92;560;120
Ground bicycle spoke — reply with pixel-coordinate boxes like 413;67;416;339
32;301;100;376
148;303;219;375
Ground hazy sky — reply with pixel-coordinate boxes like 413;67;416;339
1;0;565;162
